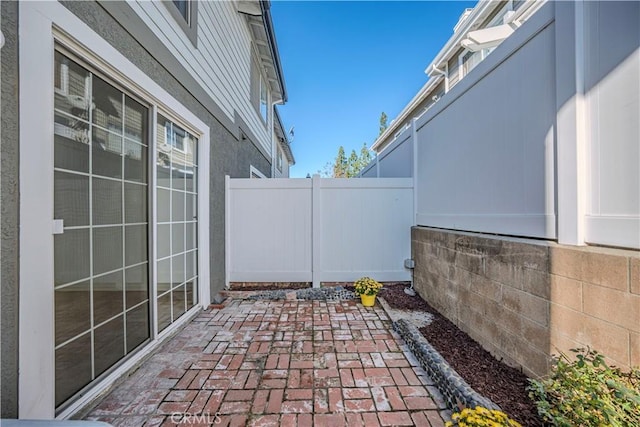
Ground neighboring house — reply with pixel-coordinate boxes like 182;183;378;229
272;107;296;178
1;0;289;419
362;0;546;177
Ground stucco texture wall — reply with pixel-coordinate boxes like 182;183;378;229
1;0;20;418
412;227;640;378
60;1;271;298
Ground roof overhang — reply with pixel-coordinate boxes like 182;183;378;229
239;1;287;103
425;0;497;75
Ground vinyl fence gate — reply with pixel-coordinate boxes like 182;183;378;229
225;176;414;288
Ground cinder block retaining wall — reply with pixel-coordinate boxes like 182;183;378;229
412;227;640;378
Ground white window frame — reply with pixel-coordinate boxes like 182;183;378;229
250;165;267;179
259;74;269;124
19;1;210;419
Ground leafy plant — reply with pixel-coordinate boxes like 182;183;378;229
446;406;522;427
353;277;382;296
528;348;640;426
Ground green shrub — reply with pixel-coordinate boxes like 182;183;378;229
528;348;640;427
446;407;522;427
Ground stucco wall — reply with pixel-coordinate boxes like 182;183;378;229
60;1;271;297
413;226;639;378
1;0;20;418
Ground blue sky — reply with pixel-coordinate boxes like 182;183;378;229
272;1;477;177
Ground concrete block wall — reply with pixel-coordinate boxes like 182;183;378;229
412;227;639;378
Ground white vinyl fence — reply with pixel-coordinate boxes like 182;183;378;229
360;2;639;249
226;176;413;287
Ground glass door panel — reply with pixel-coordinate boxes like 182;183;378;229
156;115;198;332
53;52;150;408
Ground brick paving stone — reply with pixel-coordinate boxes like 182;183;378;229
379;411;414;426
82;299;446;426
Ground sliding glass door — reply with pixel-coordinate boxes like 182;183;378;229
53;52;151;407
156;115;199;333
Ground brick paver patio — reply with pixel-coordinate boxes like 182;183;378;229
85;298;449;426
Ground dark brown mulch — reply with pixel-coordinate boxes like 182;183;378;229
381;284;543;427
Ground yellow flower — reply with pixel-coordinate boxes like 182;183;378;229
353;277;383;296
447;407;521;427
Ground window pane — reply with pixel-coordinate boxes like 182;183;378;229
157;293;171;333
124;96;148;144
157;224;171;259
186;250;196;281
92;127;123;179
92;76;123;133
184;134;197;166
185;165;196;193
157;189;171;222
54;52;90;120
186;223;197;251
173;0;189;21
172;223;185;254
124;183;147;224
125;224;148;267
185;193;196;221
172;254;185;288
55;171;89;227
171;164;186;191
93;178;122;226
124;140;148;184
55;333;92;407
172;191;185;221
55;229;90;286
186;280;196;310
94;315;125;376
157;259;171;293
54;113;89;172
93;226;123;275
55;281;90;346
157;152;171;188
172;285;186;320
94;270;124;325
125;263;148;309
126;303;149;352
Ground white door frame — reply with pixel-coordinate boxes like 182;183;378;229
19;1;210;418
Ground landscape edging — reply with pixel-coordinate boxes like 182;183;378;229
393;318;501;412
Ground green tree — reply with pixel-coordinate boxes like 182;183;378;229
347;149;359;177
326;143;373;178
358;143;372;172
379;112;388;136
332;146;348;177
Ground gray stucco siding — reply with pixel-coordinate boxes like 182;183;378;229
1;0;20;419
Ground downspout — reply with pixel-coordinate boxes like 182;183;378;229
430;64;448;93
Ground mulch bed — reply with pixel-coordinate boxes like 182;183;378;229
380;284;543;427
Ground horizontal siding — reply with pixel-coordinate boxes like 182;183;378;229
129;1;271;153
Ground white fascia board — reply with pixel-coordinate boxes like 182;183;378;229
371;76;442;152
424;0;498;75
